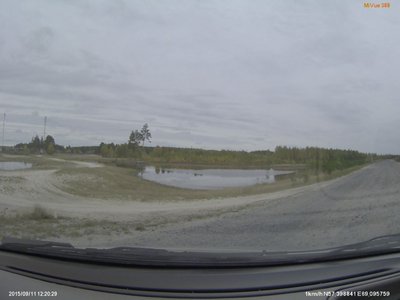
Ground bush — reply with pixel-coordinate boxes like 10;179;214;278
46;143;55;155
30;205;54;220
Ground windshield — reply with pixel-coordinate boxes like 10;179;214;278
0;0;399;260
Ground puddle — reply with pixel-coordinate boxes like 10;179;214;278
0;161;33;171
141;166;294;190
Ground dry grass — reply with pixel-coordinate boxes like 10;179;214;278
0;206;136;241
29;205;55;220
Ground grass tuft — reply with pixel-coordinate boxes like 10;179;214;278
29;205;54;220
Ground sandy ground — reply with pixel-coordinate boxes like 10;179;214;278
0;158;339;221
1;157;399;251
47;157;104;168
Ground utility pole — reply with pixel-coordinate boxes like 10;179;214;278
43;116;47;139
40;116;47;155
1;113;5;152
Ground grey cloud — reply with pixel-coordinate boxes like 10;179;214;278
23;26;54;55
0;0;399;153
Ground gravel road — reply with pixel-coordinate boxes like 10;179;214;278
130;160;400;251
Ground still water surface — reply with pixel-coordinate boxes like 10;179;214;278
0;161;32;171
141;166;294;190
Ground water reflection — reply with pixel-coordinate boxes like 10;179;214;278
0;161;32;171
141;166;294;190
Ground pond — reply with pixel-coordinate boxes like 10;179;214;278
141;166;294;190
0;161;32;171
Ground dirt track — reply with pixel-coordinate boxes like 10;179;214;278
0;160;347;221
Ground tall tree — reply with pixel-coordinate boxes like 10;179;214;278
44;135;54;147
30;135;41;152
43;135;55;154
44;135;55;144
128;130;142;148
140;123;151;147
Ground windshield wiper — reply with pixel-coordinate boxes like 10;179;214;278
2;235;400;268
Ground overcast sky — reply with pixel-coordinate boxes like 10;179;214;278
0;0;399;153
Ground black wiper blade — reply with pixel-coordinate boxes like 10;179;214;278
329;234;400;255
2;235;400;268
1;237;73;249
0;237;283;267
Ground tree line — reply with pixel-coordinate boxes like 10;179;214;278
141;145;376;174
14;135;60;155
99;123;151;158
96;124;381;174
274;146;376;174
8;122;397;176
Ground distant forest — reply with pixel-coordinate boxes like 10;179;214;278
97;144;381;174
7;137;397;175
6;123;399;174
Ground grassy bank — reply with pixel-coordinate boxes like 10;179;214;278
1;152;370;202
54;160;369;202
